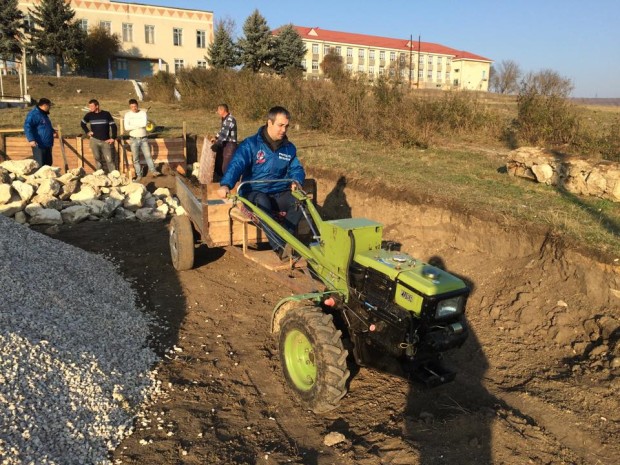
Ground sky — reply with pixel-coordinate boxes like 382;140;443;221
143;0;620;98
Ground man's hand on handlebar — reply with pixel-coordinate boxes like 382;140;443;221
217;186;230;199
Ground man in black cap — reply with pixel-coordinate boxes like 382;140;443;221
23;98;56;167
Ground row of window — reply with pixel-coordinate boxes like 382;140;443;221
312;43;452;66
304;59;451;81
79;19;207;48
115;58;207;72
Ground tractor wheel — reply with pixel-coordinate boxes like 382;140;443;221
169;215;195;271
278;306;350;413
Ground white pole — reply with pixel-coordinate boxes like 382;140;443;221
0;63;4;98
23;48;28;101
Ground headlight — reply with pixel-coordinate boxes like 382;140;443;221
435;295;464;319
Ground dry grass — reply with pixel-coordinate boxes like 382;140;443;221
1;76;619;257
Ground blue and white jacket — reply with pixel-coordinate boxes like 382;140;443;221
220;126;305;195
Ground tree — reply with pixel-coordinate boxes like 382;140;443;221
319;49;346;81
28;0;86;77
237;10;272;72
207;19;239;69
520;69;573;98
0;0;24;60
489;59;521;94
79;26;120;77
271;24;306;75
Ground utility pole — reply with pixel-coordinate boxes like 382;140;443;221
408;34;413;89
22;47;29;102
416;34;421;89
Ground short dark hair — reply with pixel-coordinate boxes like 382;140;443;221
88;99;99;106
128;98;138;105
267;106;290;123
37;98;51;107
218;103;229;112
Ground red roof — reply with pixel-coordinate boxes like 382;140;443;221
280;26;491;62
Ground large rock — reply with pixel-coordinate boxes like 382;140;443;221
70;185;99;202
28;208;63;225
0;196;26;217
0;184;12;205
135;207;166;222
33;165;61;179
31;193;63;210
37;178;62;197
11;180;35;203
0;159;38;176
81;173;111;188
58;179;80;200
61;205;90;224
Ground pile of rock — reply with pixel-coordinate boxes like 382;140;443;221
0;159;185;225
506;147;620;202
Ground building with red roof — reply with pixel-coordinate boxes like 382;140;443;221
284;26;492;91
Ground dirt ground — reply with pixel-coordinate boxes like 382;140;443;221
45;172;619;465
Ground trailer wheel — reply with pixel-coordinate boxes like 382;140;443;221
279;306;350;413
170;215;194;270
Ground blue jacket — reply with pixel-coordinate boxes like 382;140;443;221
24;106;54;149
220;126;305;195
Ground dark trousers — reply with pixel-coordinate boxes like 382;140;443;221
32;146;53;167
215;141;237;176
246;190;302;251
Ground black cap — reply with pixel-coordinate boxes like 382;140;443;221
38;98;52;106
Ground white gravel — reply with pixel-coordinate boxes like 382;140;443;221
0;215;160;464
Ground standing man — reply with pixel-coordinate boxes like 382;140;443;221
24;98;56;167
211;103;237;176
217;106;304;257
124;99;160;180
80;99;117;173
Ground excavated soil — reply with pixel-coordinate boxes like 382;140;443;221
46;171;619;465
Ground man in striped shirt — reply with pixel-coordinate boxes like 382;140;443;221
81;99;118;173
211;103;237;177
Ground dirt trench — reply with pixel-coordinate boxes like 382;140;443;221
49;172;620;465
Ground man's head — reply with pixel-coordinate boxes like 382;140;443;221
128;98;139;112
266;106;290;141
216;103;229;118
37;98;51;112
88;99;100;113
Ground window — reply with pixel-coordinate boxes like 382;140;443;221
436;71;442;82
379;67;384;75
400;53;406;63
196;30;206;48
346;64;353;72
418;70;424;79
174;59;184;72
379;50;385;61
79;19;88;32
428;55;433;64
418;54;424;64
390;51;396;62
312;60;319;71
368;66;374;75
173;28;183;46
117;58;128;70
482;70;487;79
358;49;365;58
358;65;364;73
437;56;443;65
197;60;207;68
335;46;341;55
100;21;111;33
347;47;353;58
312;43;319;54
145;25;155;44
445;72;450;81
122;23;133;42
323;44;330;55
400;68;406;78
369;49;375;59
427;69;433;79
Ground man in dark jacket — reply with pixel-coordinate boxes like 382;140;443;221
80;99;118;173
23;98;56;167
218;106;305;256
211;103;238;177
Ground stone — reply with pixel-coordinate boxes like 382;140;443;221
58;180;79;200
31;193;63;211
102;197;123;219
153;187;171;198
12;180;35;203
0;184;12;205
531;163;554;184
81;173;111;188
0;159;39;176
323;431;346;447
79;199;106;216
124;189;146;211
61;205;90;224
135;207;166;222
29;208;63;225
33;165;61;179
0;197;26;217
36;178;62;197
14;211;27;224
70;186;98;202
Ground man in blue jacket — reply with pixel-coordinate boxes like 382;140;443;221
218;106;305;256
23;98;56;167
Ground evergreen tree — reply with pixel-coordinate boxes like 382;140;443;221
207;19;239;69
79;26;120;77
28;0;85;77
237;10;272;72
0;0;24;60
271;24;306;75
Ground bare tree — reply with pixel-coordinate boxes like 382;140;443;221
489;59;521;94
520;69;573;97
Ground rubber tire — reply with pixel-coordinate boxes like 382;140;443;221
278;306;350;414
170;215;194;271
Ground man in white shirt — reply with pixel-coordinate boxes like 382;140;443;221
123;99;160;180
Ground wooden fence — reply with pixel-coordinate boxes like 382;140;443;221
0;125;203;176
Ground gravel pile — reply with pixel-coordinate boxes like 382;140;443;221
0;215;161;464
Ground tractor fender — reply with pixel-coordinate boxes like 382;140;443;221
271;293;331;334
